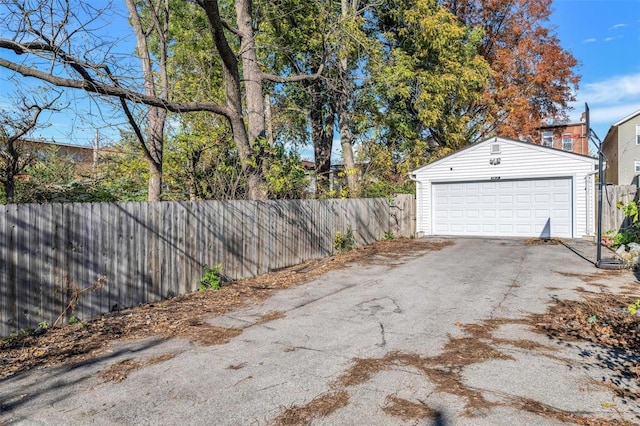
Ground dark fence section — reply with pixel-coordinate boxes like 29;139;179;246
0;196;414;336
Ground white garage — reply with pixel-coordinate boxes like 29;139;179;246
411;137;598;238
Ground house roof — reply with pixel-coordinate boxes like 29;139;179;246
537;120;585;130
602;108;640;145
411;136;597;175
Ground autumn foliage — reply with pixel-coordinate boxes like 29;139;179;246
444;0;579;141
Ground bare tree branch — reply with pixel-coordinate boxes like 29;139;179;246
0;47;231;117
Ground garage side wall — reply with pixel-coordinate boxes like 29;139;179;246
414;139;597;237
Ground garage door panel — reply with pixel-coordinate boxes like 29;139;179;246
499;224;514;233
466;195;480;204
516;224;534;233
432;178;572;238
482;224;497;232
466;209;480;218
535;209;550;218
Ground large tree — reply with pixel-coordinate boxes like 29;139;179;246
442;0;579;140
363;0;490;162
123;0;170;201
0;0;324;200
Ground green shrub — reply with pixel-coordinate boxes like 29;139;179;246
334;226;356;253
612;222;640;247
198;263;222;291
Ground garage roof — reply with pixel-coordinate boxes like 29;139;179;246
411;136;597;175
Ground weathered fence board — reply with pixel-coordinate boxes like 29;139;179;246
600;184;637;233
0;195;415;336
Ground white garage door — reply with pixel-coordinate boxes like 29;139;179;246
432;178;573;238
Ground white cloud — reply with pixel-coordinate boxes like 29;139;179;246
604;36;623;42
568;73;640;136
588;103;640;124
611;23;627;29
582;38;597;43
578;72;640;105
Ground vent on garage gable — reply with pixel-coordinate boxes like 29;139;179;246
490;142;501;154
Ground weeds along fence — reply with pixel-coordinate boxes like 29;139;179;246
600;184;637;233
0;195;415;336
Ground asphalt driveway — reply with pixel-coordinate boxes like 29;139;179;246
1;237;638;425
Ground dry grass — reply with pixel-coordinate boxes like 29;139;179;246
381;395;438;420
271;390;350;425
99;352;178;382
525;238;564;245
512;397;632;426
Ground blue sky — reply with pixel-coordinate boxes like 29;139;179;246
1;0;639;153
550;0;640;144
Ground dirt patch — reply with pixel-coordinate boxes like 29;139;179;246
337;356;390;387
556;270;627;284
381;395;438;420
189;326;243;346
1;238;448;378
100;352;177;382
533;292;640;402
534;293;640;351
512;397;631;426
254;310;286;326
271;390;349;425
525;238;564;245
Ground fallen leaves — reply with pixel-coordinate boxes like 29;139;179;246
1;238;447;378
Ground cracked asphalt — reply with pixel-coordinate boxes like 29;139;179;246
2;237;638;425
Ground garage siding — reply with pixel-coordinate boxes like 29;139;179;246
413;138;598;237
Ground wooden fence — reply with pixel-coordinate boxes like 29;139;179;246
0;195;415;336
600;184;637;233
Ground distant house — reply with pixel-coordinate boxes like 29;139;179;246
530;112;590;156
17;139;112;174
602;109;640;185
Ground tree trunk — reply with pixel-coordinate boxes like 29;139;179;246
335;0;358;197
308;80;333;196
4;142;19;204
125;0;168;202
146;105;166;202
338;104;358;196
200;0;269;200
4;176;15;203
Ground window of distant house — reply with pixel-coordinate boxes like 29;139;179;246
541;132;553;147
562;134;574;151
636;125;640;145
635;160;640;174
